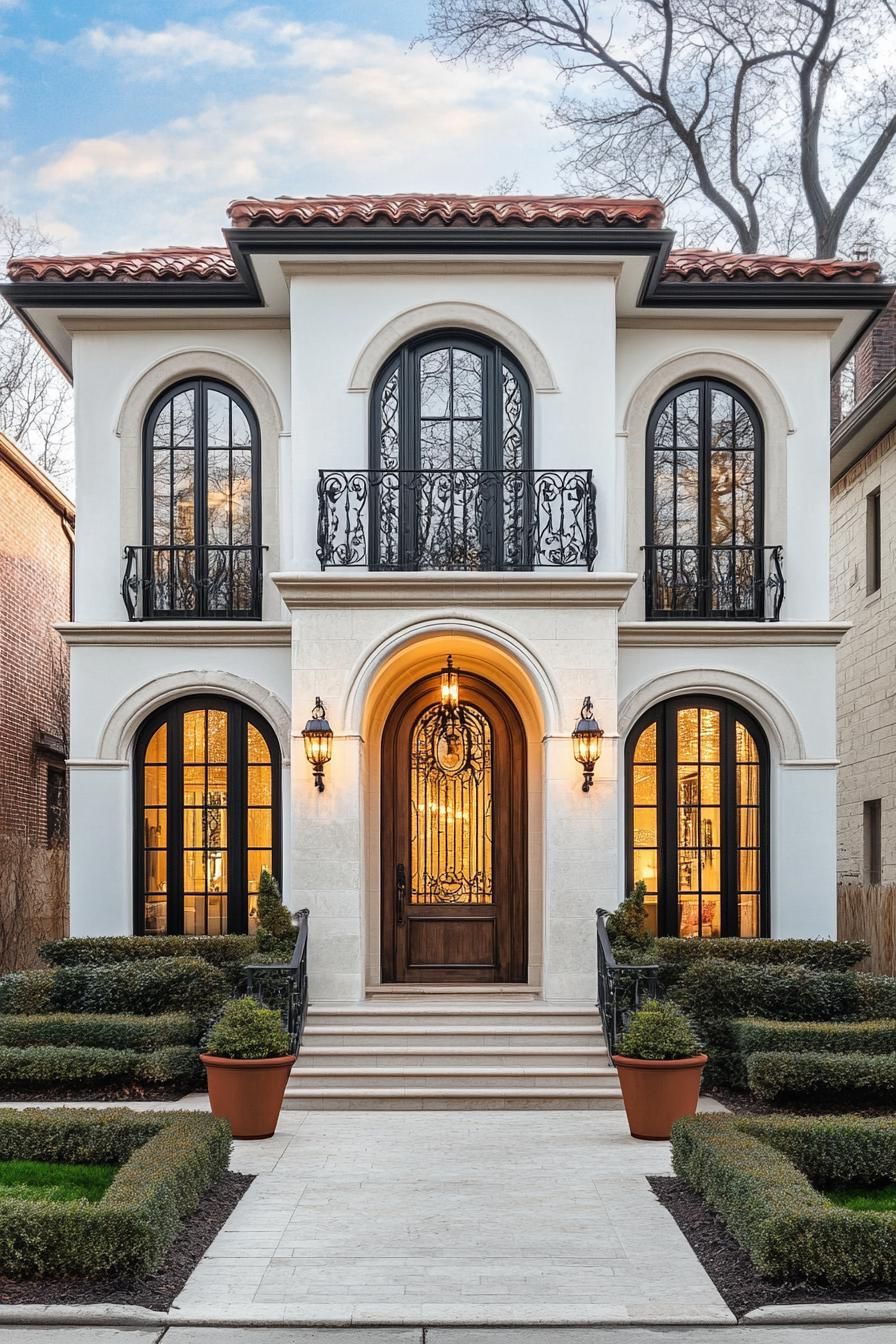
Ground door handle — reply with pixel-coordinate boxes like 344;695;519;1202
396;863;407;928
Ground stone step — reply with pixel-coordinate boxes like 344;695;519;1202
302;1025;603;1048
294;1045;611;1069
283;1086;623;1110
290;1065;619;1089
307;1005;600;1028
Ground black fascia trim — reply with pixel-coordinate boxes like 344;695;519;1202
0;279;258;309
224;223;677;260
644;277;895;312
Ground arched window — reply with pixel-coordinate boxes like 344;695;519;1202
626;697;768;938
143;378;261;618
135;696;281;935
646;379;764;619
370;330;532;570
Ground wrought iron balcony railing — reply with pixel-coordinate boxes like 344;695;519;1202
317;468;597;572
122;544;266;621
643;544;784;621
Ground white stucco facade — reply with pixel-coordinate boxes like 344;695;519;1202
26;202;884;1004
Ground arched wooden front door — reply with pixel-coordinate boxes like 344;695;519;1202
381;670;527;983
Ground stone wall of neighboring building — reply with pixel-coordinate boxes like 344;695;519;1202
831;422;896;880
0;432;73;846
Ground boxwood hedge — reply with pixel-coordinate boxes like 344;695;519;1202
657;937;869;974
0;958;228;1019
671;1113;896;1285
732;1016;896;1056
0;1107;231;1277
0;1044;199;1087
40;935;256;987
746;1050;896;1101
0;1012;199;1050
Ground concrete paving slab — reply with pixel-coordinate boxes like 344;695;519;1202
429;1332;896;1343
0;1331;162;1344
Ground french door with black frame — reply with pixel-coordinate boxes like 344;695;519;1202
134;696;280;935
369;330;532;571
627;696;769;939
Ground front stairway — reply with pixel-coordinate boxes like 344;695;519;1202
284;997;622;1109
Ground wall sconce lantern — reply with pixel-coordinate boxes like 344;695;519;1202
440;654;460;717
572;696;603;793
302;697;333;792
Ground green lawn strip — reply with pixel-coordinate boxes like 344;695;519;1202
827;1183;896;1212
0;1159;116;1203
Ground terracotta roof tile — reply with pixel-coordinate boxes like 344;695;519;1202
664;247;881;284
7;247;236;283
226;193;666;230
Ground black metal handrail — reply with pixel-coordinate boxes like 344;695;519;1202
317;468;597;571
595;908;659;1060
242;909;309;1057
122;544;266;621
643;543;784;621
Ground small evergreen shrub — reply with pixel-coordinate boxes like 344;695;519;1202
204;996;291;1060
0;1044;199;1087
733;1017;896;1057
672;1113;896;1285
616;998;700;1060
746;1050;896;1101
0;1012;198;1051
254;870;295;956
0;1107;230;1277
605;882;658;965
40;936;256;988
0;959;228;1019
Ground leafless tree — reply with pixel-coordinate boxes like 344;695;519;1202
0;206;73;487
426;0;896;258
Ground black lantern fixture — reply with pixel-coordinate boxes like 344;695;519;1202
572;696;604;793
302;697;333;792
435;655;469;772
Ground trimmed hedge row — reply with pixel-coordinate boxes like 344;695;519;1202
0;1012;199;1050
0;1107;230;1277
0;1044;199;1087
656;936;869;973
733;1016;896;1056
746;1050;896;1101
40;935;256;984
0;959;228;1019
671;1113;896;1285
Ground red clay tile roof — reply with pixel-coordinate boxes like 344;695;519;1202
6;247;237;283
227;193;667;230
664;248;881;283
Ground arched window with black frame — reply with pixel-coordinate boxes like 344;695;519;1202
626;696;769;939
370;330;533;570
142;378;262;618
645;379;765;619
135;696;281;935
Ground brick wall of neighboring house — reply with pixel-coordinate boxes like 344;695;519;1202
0;432;74;846
856;297;896;403
831;423;896;880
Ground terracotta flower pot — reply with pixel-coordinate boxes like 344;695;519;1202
612;1053;708;1140
200;1053;296;1139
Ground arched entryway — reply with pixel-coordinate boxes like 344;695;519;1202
380;665;527;983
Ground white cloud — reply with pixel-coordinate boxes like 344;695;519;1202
58;20;258;78
26;29;562;250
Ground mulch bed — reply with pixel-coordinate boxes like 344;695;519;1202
0;1171;252;1310
651;1175;896;1317
0;1084;201;1103
705;1084;896;1118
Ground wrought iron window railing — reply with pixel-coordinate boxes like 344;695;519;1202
643;544;784;621
122;544;266;621
595;908;660;1059
242;908;309;1057
316;468;597;572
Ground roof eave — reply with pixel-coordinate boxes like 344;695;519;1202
831;365;896;483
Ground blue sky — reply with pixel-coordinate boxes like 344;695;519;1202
1;1;562;253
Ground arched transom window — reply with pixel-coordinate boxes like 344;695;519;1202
627;696;768;938
646;379;764;619
142;378;261;618
135;696;280;935
371;331;532;570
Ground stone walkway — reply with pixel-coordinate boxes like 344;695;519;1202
171;1109;734;1326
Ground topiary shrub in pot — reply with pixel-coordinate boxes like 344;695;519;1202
613;999;707;1141
200;997;294;1140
